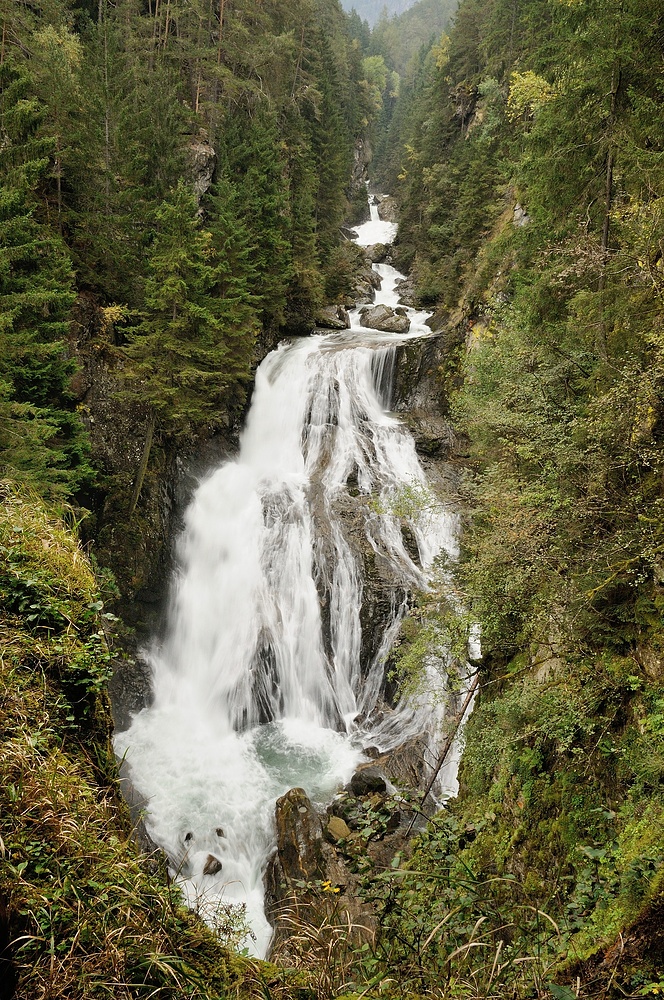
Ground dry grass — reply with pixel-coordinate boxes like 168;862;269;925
269;895;375;1000
0;483;252;999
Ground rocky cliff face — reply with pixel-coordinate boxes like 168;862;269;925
69;294;238;635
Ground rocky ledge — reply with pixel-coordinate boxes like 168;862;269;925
265;736;428;962
313;305;351;331
359;303;411;334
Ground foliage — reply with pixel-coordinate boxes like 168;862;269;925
349;648;664;997
0;0;377;501
364;0;664;990
0;63;92;498
121;180;258;434
0;480;322;999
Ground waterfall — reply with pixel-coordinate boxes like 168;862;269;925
115;199;471;958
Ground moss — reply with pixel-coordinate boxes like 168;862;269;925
351;637;664;997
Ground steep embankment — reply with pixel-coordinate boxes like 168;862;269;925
0;483;227;998
353;0;664;993
0;482;338;1000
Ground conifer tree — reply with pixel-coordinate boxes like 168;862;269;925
123;180;257;433
0;63;91;496
220;110;293;331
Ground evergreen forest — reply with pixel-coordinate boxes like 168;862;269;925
1;0;663;996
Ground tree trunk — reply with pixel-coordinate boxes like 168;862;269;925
129;412;156;516
217;0;225;65
407;672;480;832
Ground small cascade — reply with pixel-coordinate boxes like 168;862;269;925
115;195;472;958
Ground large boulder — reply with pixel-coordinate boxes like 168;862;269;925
314;305;351;330
359;304;411;334
394;275;418;307
350;261;382;306
264;787;376;963
348;765;388;797
266;787;325;892
365;243;389;264
365;736;430;792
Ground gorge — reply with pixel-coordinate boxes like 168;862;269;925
1;0;663;995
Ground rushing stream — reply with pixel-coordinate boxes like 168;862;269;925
115;198;471;957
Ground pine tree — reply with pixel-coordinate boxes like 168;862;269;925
0;63;92;497
123;180;256;432
220;109;294;332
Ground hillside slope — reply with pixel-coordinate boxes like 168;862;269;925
355;0;664;993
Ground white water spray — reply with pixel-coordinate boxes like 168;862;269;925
115;197;470;957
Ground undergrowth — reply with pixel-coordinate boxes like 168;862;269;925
341;643;664;1000
0;481;310;1000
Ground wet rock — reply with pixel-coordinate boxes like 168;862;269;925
376;194;398;223
351;261;383;307
266;788;326;895
116;762;166;865
368;736;430;793
203;854;223;876
359;304;410;334
325;492;409;675
326;816;351;843
401;522;421;565
265;787;376;963
394;275;418;307
349;766;388;797
389;328;470;464
314;305;351;330
353;281;375;306
365;242;389;263
108;654;153;731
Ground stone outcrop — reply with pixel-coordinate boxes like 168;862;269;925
265;743;431;961
364;737;430;792
188;139;216;202
359;304;411;334
365;242;389;263
376;194;398;223
202;854;223;876
390;327;469;462
513;202;531;227
351;138;371;193
352;262;382;306
314;305;351;330
265;787;376;962
394;275;418;307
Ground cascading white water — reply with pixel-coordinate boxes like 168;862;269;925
115;197;471;958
